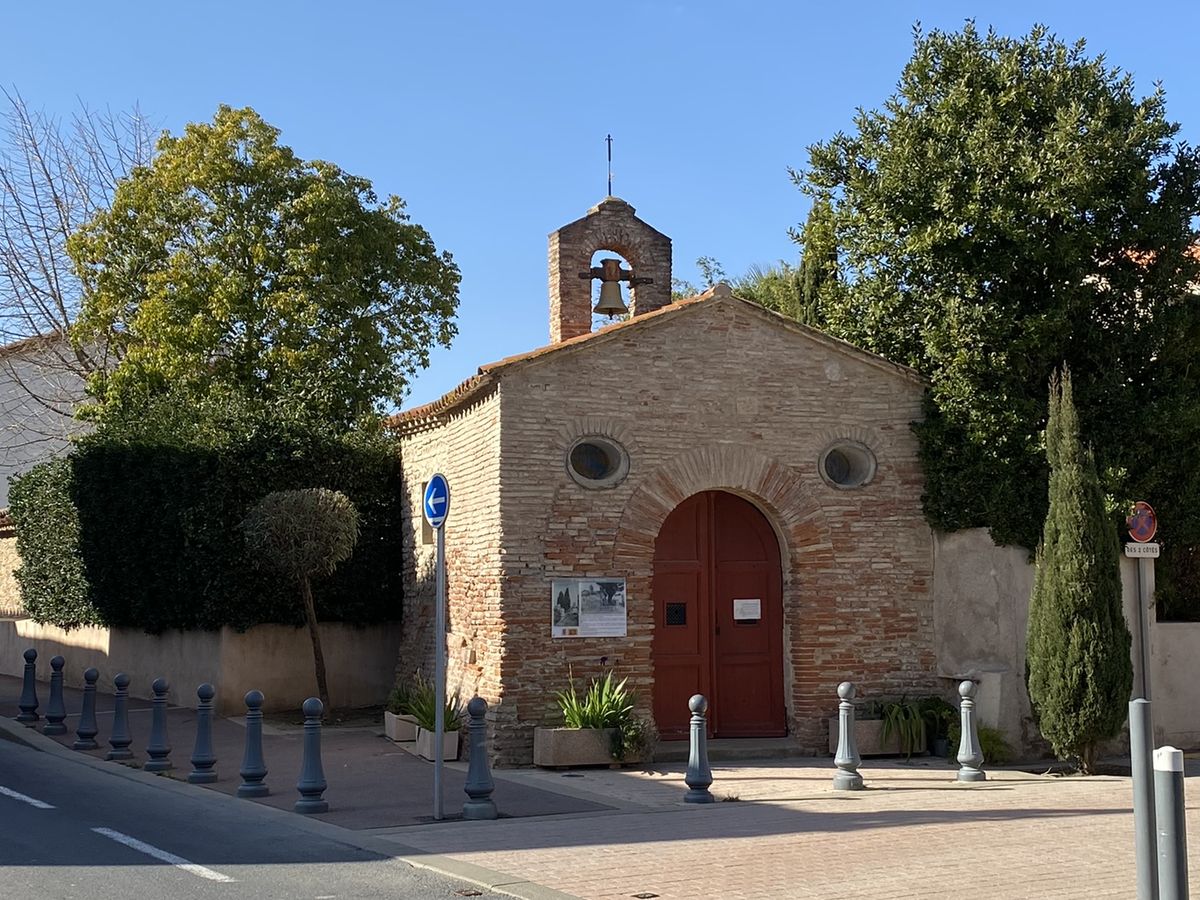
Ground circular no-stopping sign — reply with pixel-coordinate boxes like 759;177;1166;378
1127;501;1157;543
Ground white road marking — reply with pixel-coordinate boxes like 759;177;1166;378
91;827;236;883
0;785;55;809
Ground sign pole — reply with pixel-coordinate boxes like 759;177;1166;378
1125;501;1159;702
422;473;451;823
434;522;446;821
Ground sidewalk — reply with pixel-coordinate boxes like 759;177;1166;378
4;672;1196;899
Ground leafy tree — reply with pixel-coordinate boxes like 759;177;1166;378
1026;369;1132;773
69;105;460;426
242;487;360;713
793;198;839;327
795;23;1200;552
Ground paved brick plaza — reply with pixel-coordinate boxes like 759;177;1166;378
380;760;1195;900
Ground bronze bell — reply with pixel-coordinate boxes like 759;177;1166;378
592;258;629;317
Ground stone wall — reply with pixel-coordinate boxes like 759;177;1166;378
491;296;935;764
0;617;401;715
0;535;21;617
933;529;1038;748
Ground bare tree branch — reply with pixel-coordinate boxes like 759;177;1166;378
0;87;154;429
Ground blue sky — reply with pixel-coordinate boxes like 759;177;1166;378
5;2;1199;408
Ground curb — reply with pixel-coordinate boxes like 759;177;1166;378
0;715;579;900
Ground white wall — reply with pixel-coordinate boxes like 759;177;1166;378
0;338;88;508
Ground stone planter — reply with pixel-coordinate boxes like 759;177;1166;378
827;718;923;756
384;711;418;742
533;726;620;768
415;726;459;761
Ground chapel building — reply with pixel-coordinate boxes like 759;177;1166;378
391;197;940;766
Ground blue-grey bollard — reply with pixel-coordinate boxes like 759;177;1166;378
17;648;39;724
1154;746;1189;900
143;677;172;773
462;696;498;820
188;683;218;784
833;681;864;790
684;694;714;803
106;673;133;761
956;680;986;782
43;655;67;735
1131;699;1159;900
294;697;328;814
73;667;100;751
237;689;269;798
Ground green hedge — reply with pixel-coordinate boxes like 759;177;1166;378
8;398;403;633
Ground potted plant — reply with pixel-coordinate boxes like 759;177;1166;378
918;696;957;759
880;697;926;760
383;677;419;743
534;669;652;767
407;675;463;761
826;696;922;757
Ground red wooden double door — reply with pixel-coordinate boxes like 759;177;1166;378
651;491;786;739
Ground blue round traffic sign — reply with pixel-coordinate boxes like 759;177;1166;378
423;474;450;530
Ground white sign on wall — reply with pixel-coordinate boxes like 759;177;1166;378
552;579;627;638
733;598;762;621
1124;543;1160;559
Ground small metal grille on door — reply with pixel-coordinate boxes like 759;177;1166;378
665;602;687;626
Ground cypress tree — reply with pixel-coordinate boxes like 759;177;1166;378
1026;369;1132;773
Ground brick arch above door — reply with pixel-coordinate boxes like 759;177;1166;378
613;443;835;577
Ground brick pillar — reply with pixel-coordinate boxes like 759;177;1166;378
547;197;673;343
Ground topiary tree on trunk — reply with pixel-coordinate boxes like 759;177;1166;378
1026;368;1132;773
242;488;360;714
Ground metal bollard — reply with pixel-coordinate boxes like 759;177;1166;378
74;667;100;751
462;696;498;820
1154;746;1190;900
833;681;864;790
684;694;714;803
106;673;133;761
294;697;328;814
1130;699;1158;900
17;648;39;724
43;656;67;735
956;680;986;783
188;683;218;784
237;690;269;798
144;677;172;773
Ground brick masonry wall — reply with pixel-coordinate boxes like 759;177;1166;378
395;389;504;714
548;197;672;343
493;297;936;764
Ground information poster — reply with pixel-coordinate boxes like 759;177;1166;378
552;578;627;638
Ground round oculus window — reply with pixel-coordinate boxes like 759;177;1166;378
567;436;629;489
819;441;876;489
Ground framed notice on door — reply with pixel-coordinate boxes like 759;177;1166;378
733;598;761;621
552;579;627;638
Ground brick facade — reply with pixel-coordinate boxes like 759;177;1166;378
548;197;672;343
394;200;937;766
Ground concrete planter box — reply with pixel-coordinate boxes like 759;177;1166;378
533;726;619;767
827;718;922;756
416;727;459;761
384;712;419;742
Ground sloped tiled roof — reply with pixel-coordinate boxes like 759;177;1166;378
388;283;925;433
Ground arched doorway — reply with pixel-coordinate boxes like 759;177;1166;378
651;490;786;739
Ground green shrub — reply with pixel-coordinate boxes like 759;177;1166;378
9;396;403;633
947;722;1014;766
8;459;95;629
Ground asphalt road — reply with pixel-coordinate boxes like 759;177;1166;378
0;736;498;899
